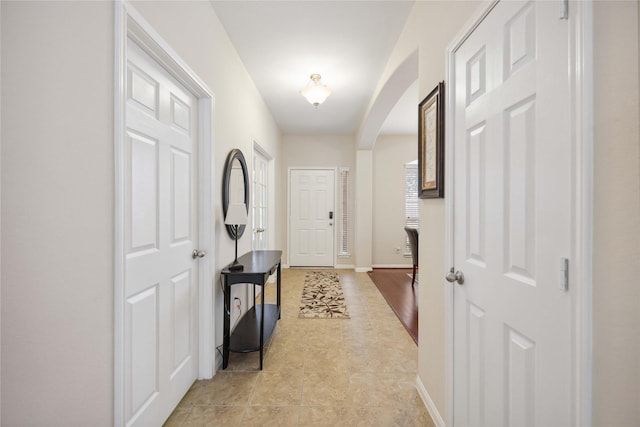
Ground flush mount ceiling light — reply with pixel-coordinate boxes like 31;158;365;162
300;74;331;107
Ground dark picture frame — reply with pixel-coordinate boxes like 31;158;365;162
418;81;445;199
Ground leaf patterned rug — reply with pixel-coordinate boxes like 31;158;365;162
298;271;350;319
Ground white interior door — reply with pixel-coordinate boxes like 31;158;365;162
253;150;269;250
290;169;335;267
451;1;573;425
124;39;199;426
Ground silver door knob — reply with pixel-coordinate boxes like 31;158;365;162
446;267;465;285
256;228;265;233
192;249;206;259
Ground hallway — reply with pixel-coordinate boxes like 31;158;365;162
165;269;432;426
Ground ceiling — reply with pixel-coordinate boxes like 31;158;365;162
211;1;417;137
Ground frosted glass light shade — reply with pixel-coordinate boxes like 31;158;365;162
300;74;331;107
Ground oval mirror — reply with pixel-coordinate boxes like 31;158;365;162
222;149;250;239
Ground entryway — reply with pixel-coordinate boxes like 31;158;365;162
289;168;336;267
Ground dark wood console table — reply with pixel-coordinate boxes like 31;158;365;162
221;250;282;370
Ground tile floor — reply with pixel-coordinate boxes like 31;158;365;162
164;269;434;426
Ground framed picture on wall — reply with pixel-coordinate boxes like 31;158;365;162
418;81;445;199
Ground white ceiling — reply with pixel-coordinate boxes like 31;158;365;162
211;0;417;136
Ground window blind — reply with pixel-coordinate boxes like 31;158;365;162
339;168;350;257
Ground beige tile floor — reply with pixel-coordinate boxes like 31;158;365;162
164;269;434;427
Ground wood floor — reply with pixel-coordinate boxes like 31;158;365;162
367;268;418;344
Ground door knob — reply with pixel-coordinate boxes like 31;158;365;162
192;249;206;259
446;267;465;285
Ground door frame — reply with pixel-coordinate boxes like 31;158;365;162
114;2;216;426
443;1;593;425
287;167;338;268
253;141;274;251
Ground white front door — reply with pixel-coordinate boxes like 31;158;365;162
253;149;269;250
289;169;335;267
451;1;573;425
124;39;199;426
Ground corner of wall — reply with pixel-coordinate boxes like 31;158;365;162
416;376;446;427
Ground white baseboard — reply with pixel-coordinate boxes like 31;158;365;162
212;349;223;375
335;263;355;269
354;267;372;273
416;375;446;427
372;264;413;269
284;264;358;270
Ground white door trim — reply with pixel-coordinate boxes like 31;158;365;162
114;2;216;426
253;140;274;251
287;167;338;268
568;2;594;424
443;1;593;425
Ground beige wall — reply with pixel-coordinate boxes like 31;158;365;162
281;134;356;266
390;1;477;420
1;1;282;424
416;2;478;420
2;2;114;424
592;1;640;425
355;149;374;271
372;135;417;266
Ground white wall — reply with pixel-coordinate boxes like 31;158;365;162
372;135;416;267
592;1;640;424
1;1;281;424
281;134;355;266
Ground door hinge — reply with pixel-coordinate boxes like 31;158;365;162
560;0;569;20
559;257;569;291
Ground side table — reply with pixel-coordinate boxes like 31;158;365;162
221;250;282;370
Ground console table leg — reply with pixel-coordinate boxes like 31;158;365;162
223;280;230;369
276;262;281;320
259;285;265;370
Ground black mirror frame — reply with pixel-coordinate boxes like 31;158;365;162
222;149;250;240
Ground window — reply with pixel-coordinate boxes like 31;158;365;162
338;168;350;257
405;161;419;255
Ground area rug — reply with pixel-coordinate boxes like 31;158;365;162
298;271;350;319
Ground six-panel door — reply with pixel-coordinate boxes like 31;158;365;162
124;39;199;427
452;2;573;425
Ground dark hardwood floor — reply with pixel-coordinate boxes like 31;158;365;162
367;268;418;344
